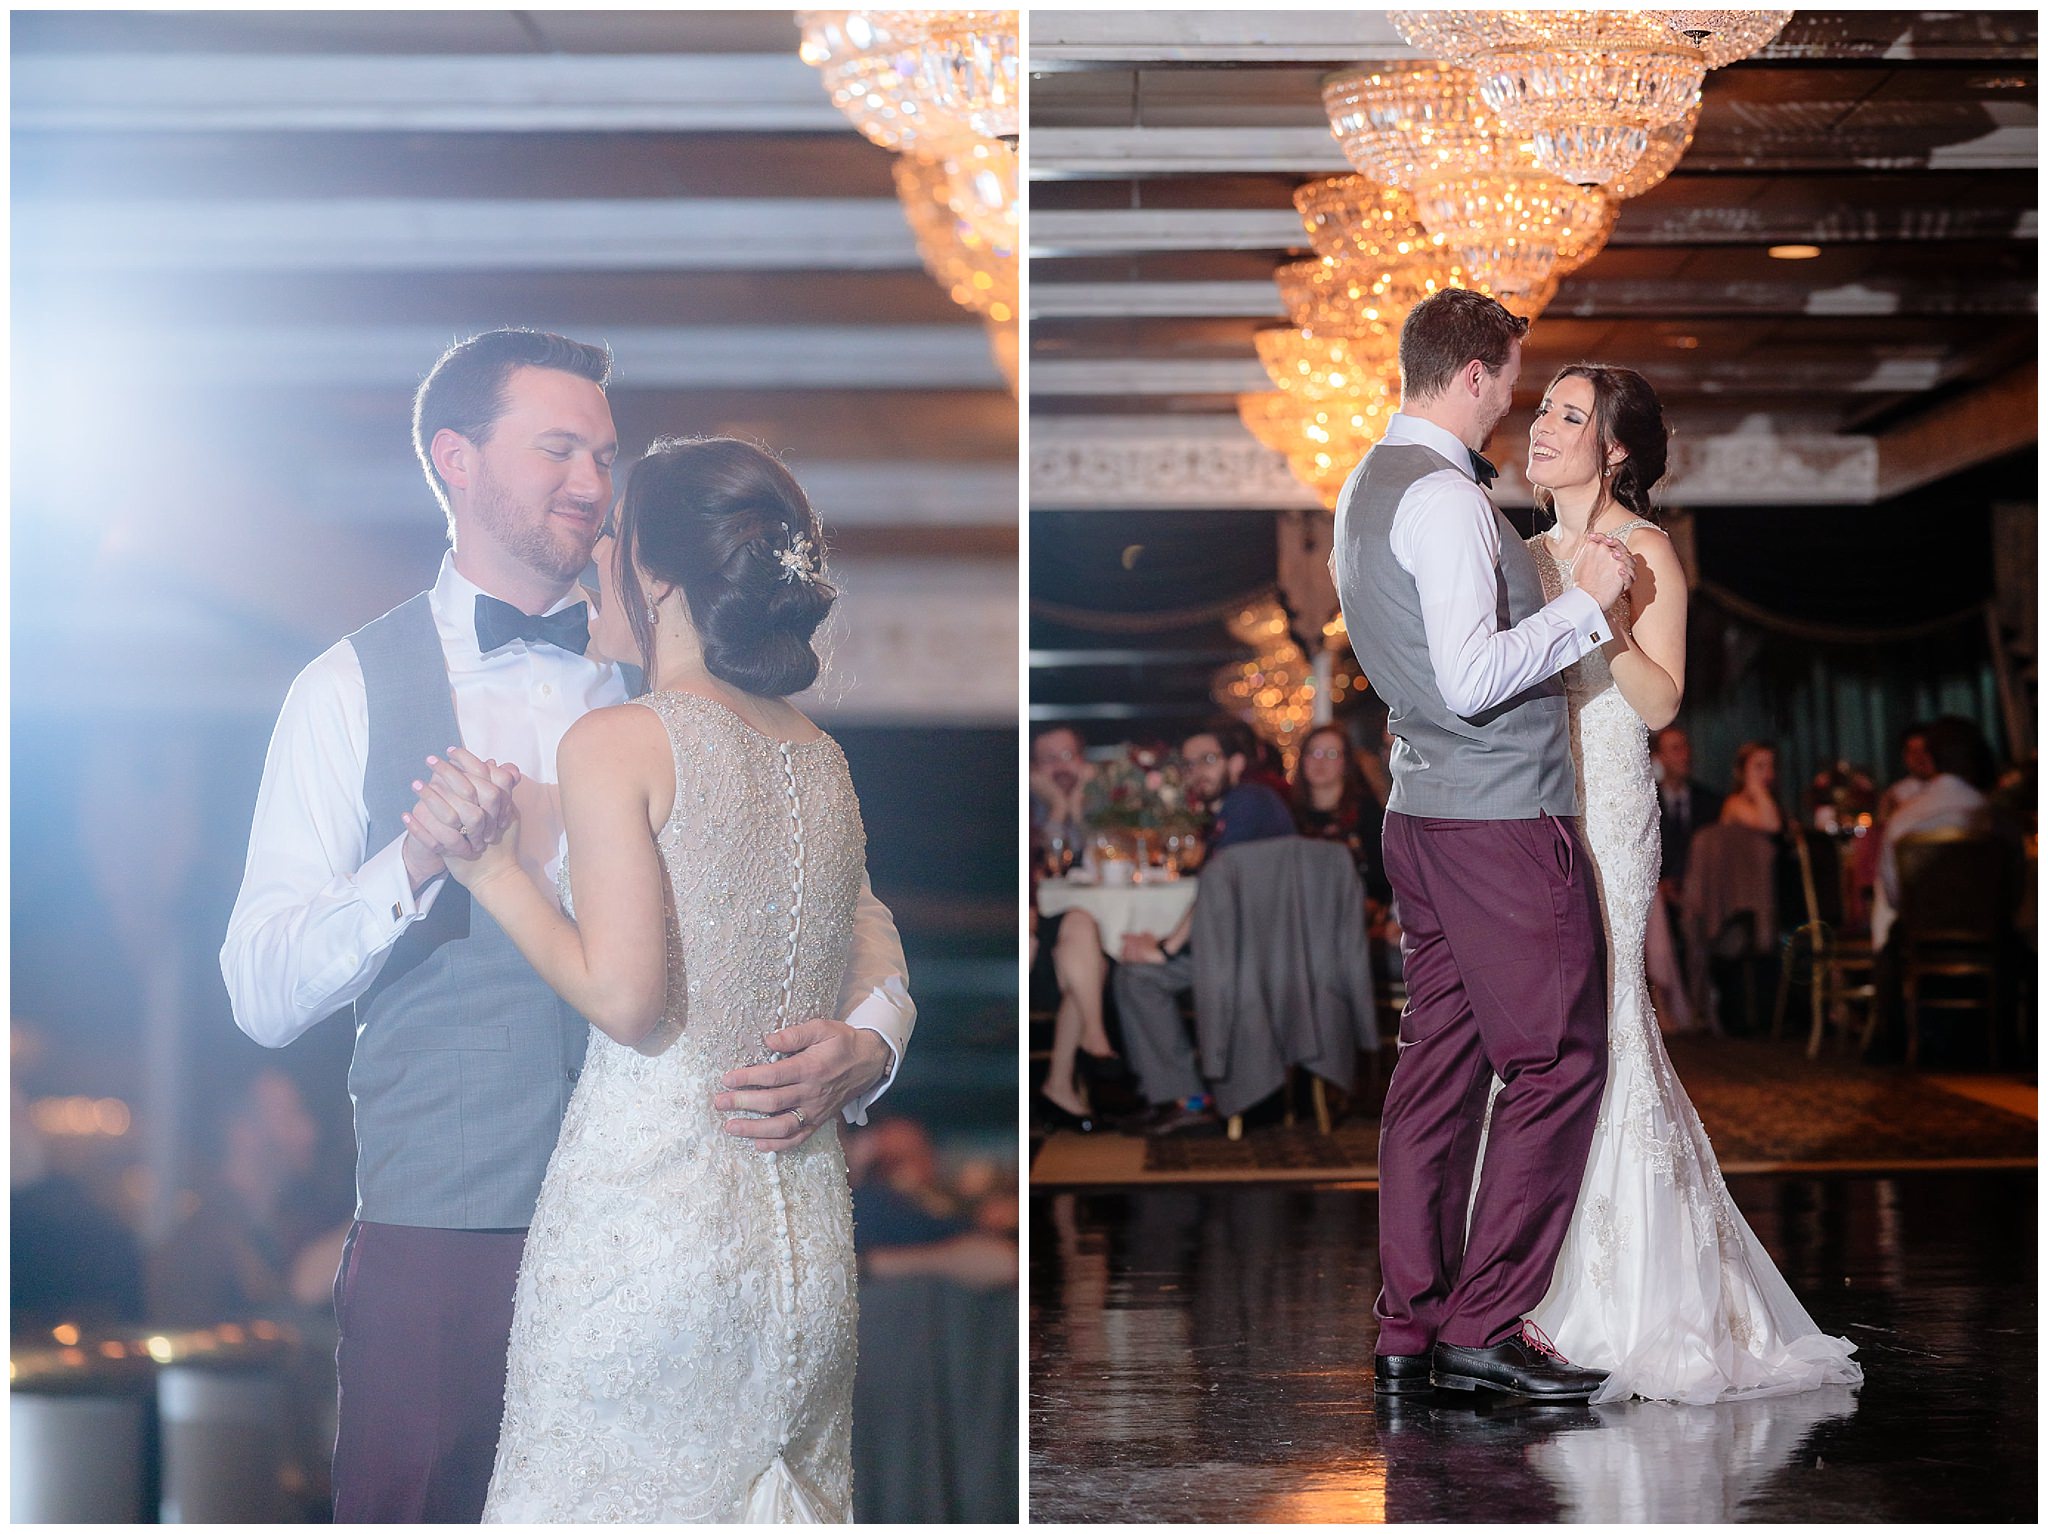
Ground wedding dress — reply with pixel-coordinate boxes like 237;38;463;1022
1474;523;1863;1405
483;692;863;1521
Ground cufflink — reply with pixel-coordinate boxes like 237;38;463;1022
391;902;403;922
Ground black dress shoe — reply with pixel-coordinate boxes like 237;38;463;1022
1372;1353;1434;1397
1432;1328;1607;1401
1038;1096;1099;1133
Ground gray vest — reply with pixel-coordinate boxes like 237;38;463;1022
1333;441;1576;819
346;593;636;1229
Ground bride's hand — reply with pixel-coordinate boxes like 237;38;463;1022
403;751;522;891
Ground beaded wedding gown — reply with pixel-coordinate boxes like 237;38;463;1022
483;692;864;1522
1477;523;1863;1405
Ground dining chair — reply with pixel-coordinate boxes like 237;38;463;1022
1894;828;2011;1067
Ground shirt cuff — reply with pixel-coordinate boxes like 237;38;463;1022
1555;585;1612;650
360;830;445;933
839;977;913;1126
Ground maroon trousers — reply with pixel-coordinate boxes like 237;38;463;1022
331;1221;526;1523
1374;812;1608;1355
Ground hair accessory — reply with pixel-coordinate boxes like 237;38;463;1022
776;531;823;585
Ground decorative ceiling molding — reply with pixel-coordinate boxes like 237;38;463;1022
10;53;844;133
1030;416;1889;509
14;197;921;272
1031;356;1965;398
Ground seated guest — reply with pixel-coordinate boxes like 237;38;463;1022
1868;715;2022;1061
1720;740;1786;833
1029;726;1115;1127
1879;722;1938;824
1291;721;1392;905
1872;714;2000;949
1113;718;1296;1136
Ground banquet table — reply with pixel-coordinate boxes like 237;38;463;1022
1036;875;1199;957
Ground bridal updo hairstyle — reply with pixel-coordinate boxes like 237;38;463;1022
615;436;836;698
1536;363;1671;525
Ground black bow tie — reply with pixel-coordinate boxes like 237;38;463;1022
474;595;589;657
1469;450;1499;488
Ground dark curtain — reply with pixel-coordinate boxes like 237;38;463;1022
1679;588;2002;815
1672;458;2026;805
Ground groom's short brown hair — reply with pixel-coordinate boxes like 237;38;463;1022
412;328;612;517
1399;288;1529;403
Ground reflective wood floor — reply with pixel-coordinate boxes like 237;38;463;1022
1029;1172;2036;1523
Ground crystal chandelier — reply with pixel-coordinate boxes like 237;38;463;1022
1650;10;1794;69
1389;10;1786;187
1611;92;1701;199
1255;324;1400;401
800;11;1019;390
798;11;1019;151
1322;62;1608;294
1215;598;1365;761
890;152;1016;325
1238;393;1396;510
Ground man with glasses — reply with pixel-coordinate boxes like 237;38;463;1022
1114;717;1296;1135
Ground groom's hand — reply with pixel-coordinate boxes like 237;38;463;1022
400;751;522;892
713;1020;891;1152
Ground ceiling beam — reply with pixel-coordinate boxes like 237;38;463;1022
10;52;845;133
51;321;1003;391
14;197;922;272
1032;127;1350;177
1030;12;1413;68
1029;201;2039;258
1029;122;2040;177
1028;9;2039;67
1032;274;2041;320
1876;360;2038;499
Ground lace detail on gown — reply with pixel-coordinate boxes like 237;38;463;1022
482;692;865;1521
1474;524;1861;1404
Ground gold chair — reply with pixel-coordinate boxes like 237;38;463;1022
1773;830;1876;1057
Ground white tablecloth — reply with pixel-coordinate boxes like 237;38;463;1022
1036;877;1199;958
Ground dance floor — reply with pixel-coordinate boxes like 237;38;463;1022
1029;1171;2036;1523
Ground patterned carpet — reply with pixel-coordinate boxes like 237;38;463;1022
1031;1035;2037;1186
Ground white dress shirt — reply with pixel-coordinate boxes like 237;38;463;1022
221;554;913;1123
1381;413;1612;718
1871;772;1989;948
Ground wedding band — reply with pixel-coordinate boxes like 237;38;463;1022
788;1107;809;1129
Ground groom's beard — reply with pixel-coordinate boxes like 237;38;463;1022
472;472;602;587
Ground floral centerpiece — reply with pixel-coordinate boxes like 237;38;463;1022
1081;744;1207;835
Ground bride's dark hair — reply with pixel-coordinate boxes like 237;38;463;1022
1533;363;1670;526
614;436;836;698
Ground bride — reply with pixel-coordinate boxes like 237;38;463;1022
1501;364;1863;1405
430;437;867;1519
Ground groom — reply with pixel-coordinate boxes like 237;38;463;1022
1332;290;1632;1400
221;329;915;1520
